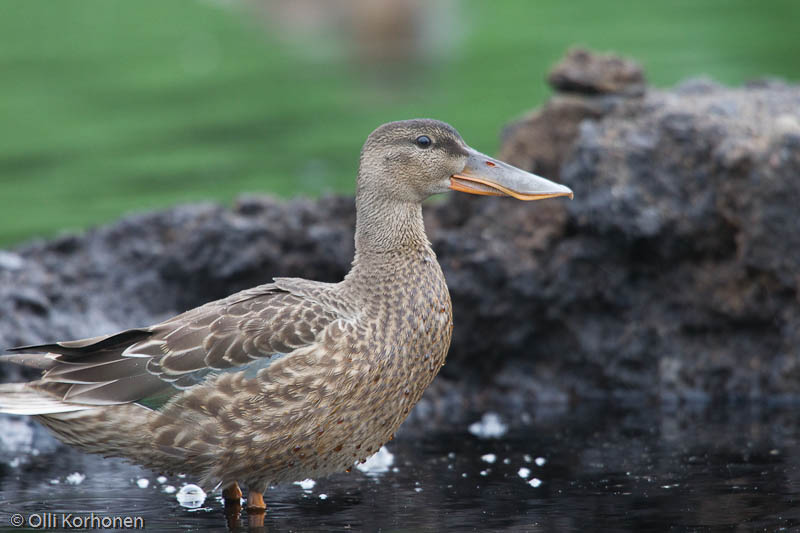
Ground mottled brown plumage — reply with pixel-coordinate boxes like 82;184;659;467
0;119;572;509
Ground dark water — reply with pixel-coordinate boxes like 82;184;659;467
1;401;799;532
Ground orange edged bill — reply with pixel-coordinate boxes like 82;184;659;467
450;149;573;201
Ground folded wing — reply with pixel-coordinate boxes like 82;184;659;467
1;282;343;412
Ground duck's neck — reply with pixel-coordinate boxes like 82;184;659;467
352;190;430;259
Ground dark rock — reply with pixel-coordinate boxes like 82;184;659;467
2;49;800;416
445;50;800;405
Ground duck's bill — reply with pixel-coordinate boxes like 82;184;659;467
450;149;573;201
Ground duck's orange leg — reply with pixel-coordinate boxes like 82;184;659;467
246;491;266;528
222;482;243;529
222;482;243;503
246;491;266;512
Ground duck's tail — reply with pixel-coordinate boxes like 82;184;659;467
0;350;91;415
0;382;93;415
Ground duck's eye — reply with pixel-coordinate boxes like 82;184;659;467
415;135;432;148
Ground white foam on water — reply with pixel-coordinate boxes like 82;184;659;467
65;472;85;485
480;453;496;464
293;479;316;491
356;446;394;476
468;413;507;439
136;478;149;489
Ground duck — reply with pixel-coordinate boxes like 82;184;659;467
0;119;572;514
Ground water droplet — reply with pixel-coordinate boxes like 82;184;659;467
176;484;206;508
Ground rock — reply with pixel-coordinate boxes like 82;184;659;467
1;49;799;415
547;47;646;96
444;49;800;404
499;49;644;180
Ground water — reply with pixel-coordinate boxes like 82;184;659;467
1;401;799;532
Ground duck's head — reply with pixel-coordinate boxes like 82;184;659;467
357;118;573;203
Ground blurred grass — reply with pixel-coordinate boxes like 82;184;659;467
1;0;798;245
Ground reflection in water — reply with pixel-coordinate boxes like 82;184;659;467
1;401;799;531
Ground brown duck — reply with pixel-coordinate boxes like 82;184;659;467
0;119;572;512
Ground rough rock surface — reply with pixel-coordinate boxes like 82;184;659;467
2;49;799;419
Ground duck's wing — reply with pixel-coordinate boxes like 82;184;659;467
2;282;344;412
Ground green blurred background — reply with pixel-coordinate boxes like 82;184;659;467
1;0;798;246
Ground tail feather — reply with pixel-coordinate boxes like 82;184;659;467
0;352;58;370
0;383;91;415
